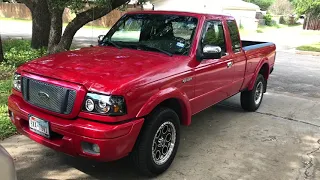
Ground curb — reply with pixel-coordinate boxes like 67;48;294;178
295;50;320;56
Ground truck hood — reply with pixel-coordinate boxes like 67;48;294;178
20;46;179;93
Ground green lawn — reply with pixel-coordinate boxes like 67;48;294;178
297;42;320;52
0;66;16;140
239;24;302;36
256;24;302;33
0;39;46;139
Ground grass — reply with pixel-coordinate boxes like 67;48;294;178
0;66;16;140
240;23;301;36
256;24;302;32
0;17;31;23
256;29;264;33
296;42;320;52
0;39;45;139
301;30;320;36
82;24;110;30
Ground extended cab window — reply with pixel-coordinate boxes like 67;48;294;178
201;21;226;53
227;20;241;53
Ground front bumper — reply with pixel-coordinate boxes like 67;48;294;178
8;94;144;162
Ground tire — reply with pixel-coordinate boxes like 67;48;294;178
131;107;180;176
241;74;266;112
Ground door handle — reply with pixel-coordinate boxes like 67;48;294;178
227;61;233;68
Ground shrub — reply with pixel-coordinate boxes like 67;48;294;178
0;63;15;80
264;13;273;26
279;16;287;24
256;29;264;33
3;39;47;66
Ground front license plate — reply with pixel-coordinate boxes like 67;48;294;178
29;115;50;138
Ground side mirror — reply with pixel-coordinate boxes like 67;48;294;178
98;35;105;45
201;45;222;60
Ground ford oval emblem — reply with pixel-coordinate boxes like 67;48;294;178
38;91;50;101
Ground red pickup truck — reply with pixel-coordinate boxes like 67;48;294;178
8;11;276;175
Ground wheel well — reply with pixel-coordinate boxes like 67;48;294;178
259;63;269;80
156;98;186;125
259;63;269;92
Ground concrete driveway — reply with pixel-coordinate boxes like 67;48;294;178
2;92;320;180
1;19;320;179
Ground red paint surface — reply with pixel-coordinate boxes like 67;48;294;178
9;11;276;162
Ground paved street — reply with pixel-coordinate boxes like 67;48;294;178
0;20;107;47
1;19;320;179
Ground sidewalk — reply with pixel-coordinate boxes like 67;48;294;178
0;19;110;47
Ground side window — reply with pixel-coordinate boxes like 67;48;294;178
201;21;226;53
172;22;197;40
111;17;143;42
227;20;241;53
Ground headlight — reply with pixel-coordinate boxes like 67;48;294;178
13;73;21;91
82;93;126;116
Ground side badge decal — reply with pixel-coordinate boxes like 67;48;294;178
182;77;193;83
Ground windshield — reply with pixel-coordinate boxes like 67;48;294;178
104;14;198;56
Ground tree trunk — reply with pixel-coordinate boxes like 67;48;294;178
47;0;130;54
53;7;113;52
47;4;64;54
30;0;51;49
0;35;4;63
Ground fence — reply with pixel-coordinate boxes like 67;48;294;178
0;2;136;28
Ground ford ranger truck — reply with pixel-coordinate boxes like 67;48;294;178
8;11;276;176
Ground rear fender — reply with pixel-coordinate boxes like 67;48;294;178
248;58;269;91
136;87;192;126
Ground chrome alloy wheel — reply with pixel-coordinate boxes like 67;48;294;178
152;121;176;165
255;81;263;105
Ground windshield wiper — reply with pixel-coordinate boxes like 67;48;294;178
104;39;122;49
137;44;173;57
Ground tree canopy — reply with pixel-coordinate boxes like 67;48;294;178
292;0;320;30
244;0;275;11
292;0;320;15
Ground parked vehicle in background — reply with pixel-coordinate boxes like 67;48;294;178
8;11;276;176
0;145;16;180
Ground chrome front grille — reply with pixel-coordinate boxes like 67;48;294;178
22;77;76;114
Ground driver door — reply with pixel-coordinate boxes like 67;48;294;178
192;20;235;114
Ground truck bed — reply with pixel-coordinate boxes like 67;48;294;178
242;40;275;51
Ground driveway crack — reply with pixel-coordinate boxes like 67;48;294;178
219;104;320;128
303;139;320;179
255;111;320;128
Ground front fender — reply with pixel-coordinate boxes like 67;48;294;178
136;87;192;126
